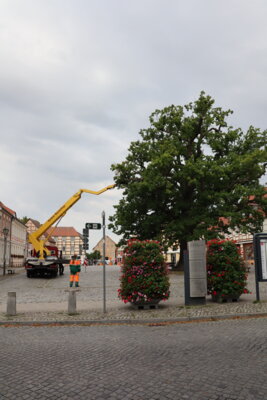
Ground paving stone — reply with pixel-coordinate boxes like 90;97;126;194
1;318;267;399
1;266;267;324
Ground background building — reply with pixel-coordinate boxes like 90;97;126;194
0;202;27;270
11;217;27;267
93;235;117;262
221;189;267;268
0;202;13;270
26;219;56;256
165;247;180;266
47;227;83;259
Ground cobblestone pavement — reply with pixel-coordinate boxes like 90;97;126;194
0;265;184;314
1;265;267;322
1;317;267;399
0;265;125;306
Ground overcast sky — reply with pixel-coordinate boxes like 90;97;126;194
1;0;267;248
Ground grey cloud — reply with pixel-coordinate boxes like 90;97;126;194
1;0;267;244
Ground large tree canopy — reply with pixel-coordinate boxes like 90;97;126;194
109;92;267;264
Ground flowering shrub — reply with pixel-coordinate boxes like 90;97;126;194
118;239;170;304
207;239;249;298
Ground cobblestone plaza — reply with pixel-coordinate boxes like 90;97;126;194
1;265;267;321
1;317;267;399
1;266;267;399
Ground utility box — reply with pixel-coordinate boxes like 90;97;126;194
184;240;207;305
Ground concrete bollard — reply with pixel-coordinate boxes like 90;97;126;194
7;292;16;316
68;290;77;314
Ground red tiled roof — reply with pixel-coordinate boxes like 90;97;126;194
218;217;230;226
0;202;16;217
249;187;267;201
47;227;81;237
210;189;267;231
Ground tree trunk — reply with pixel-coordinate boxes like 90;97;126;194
173;239;187;271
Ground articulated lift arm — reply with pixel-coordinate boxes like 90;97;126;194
29;185;115;259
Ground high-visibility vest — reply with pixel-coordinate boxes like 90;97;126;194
69;259;81;274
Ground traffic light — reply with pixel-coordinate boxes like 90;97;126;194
83;228;89;236
83;228;89;250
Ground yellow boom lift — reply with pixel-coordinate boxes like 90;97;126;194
25;184;115;278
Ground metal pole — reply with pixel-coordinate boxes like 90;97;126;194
184;250;190;305
255;267;260;302
3;235;7;276
86;230;89;272
253;235;260;302
102;211;106;313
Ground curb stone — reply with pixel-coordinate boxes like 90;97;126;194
1;311;267;327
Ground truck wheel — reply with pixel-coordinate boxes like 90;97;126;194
27;271;32;278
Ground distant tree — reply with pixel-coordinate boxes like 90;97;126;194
19;216;29;224
86;250;101;261
109;92;267;268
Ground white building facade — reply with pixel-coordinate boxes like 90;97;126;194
10;218;27;267
0;203;12;271
0;202;27;270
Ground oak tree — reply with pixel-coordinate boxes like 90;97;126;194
109;92;267;267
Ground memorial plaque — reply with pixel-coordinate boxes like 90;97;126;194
189;279;207;297
253;233;267;301
188;259;206;279
188;240;207;299
260;239;267;280
254;233;267;282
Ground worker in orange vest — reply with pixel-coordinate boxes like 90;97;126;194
69;254;81;288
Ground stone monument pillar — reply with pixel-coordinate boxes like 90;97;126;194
184;240;207;305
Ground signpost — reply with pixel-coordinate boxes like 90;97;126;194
84;219;106;313
85;223;101;230
253;233;267;301
102;211;106;313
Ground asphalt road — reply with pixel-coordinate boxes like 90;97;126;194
1;317;267;399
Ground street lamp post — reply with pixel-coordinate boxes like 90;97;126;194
3;227;9;276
